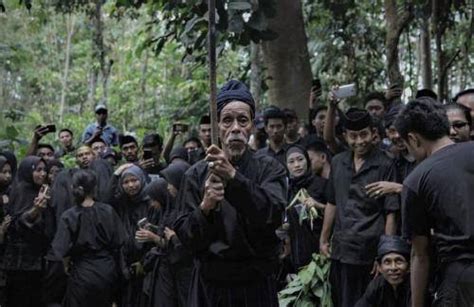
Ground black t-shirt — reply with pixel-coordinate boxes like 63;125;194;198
256;144;289;168
402;142;474;263
327;148;399;265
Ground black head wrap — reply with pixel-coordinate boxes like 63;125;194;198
384;105;403;128
217;80;255;118
0;156;8;172
377;235;411;261
344;108;372;131
169;146;189;163
0;151;17;178
144;178;173;226
160;162;190;190
17;156;44;185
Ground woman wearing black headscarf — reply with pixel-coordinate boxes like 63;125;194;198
2;156;49;307
0;155;13;307
50;169;126;307
286;145;327;271
108;163;152;307
46;160;64;186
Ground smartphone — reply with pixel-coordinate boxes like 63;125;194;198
44;124;57;134
312;79;322;90
173;123;189;133
137;218;148;229
143;149;153;161
334;83;356;99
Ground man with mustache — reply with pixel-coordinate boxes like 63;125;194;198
174;80;287;307
319;106;399;307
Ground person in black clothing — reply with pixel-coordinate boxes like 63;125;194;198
285;145;326;271
283;108;305;146
319;108;399;307
443;103;471;143
364;92;387;120
141;133;167;177
160;161;190;198
46;160;64;186
356;235;411;307
109;164;151;307
50;170;126;307
395;98;474;307
55;128;76;158
306;138;331;179
0;155;13;208
174;80;287;307
3;156;49;307
198;115;212;149
120;135;140;163
256;106;288;166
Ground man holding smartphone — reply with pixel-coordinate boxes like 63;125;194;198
82;104;119;147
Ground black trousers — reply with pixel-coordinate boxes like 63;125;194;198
188;265;278;307
6;270;44;307
329;260;372;307
434;260;474;307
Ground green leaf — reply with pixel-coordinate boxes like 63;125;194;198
278;296;297;307
298;261;316;284
279;285;303;296
313;285;324;298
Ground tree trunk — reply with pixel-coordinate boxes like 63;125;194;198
384;0;414;87
250;42;262;111
419;15;432;89
90;0;109;105
59;14;75;123
139;51;149;121
261;0;312;119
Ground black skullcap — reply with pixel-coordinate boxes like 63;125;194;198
119;134;138;148
416;89;438;100
143;133;163;148
384;105;403;128
199;115;211;125
170;146;189;163
217;80;255;118
377;235;411;261
344;108;372;131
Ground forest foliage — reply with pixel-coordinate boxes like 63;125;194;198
0;0;472;153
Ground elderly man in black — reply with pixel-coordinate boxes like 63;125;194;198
395;99;474;307
174;80;287;307
319;108;399;307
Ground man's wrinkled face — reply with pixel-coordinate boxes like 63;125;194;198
345;127;374;156
92;141;107;156
199;124;212;147
76;147;95;169
265;118;286;144
386;125;406;151
37;147;55;162
312;110;327;136
121;175;141;196
447;109;470;143
122;142;139;162
218;101;252;161
365;99;385;119
59;131;73;148
286;118;299;138
0;163;12;186
378;253;409;287
307;150;325;175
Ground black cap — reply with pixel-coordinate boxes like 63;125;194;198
143;133;163;148
199;115;211;125
344;108;372;131
416;89;438;100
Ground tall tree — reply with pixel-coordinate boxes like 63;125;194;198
261;0;311;117
384;0;414;87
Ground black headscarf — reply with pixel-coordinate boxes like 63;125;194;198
0;155;10;190
144;178;173;227
217;80;255;118
9;156;45;216
0;151;18;178
46;159;64;173
286;145;313;192
160;162;190;190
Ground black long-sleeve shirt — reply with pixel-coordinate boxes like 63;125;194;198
174;149;287;282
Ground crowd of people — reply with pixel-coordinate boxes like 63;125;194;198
0;80;473;307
